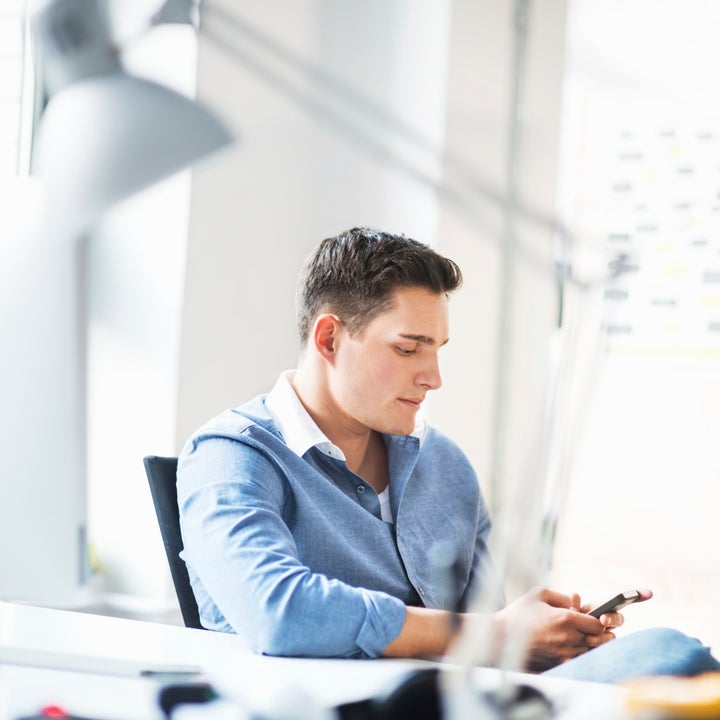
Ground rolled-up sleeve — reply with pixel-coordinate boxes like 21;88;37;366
178;434;406;658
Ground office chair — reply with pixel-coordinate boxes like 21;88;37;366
143;455;204;630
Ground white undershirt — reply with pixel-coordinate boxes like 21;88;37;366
377;487;393;524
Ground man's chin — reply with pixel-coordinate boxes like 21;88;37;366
377;421;416;437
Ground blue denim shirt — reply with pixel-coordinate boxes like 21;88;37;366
177;374;502;659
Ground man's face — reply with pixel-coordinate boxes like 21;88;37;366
330;286;449;436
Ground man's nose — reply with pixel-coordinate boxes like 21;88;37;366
417;355;442;390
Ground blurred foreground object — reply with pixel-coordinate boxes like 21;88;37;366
624;672;720;718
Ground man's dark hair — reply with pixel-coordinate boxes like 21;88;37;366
296;227;463;346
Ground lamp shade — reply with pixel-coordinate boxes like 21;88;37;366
30;0;232;232
32;71;232;232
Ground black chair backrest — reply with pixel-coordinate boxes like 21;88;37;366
143;455;204;630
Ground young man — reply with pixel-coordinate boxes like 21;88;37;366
178;227;718;681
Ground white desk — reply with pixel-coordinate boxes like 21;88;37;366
0;601;628;720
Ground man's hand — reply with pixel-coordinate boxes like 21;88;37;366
495;587;618;672
382;588;653;669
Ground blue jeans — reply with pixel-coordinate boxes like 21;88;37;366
543;628;720;684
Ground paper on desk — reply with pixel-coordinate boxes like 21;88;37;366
0;645;203;678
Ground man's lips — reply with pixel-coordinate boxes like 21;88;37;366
398;397;423;409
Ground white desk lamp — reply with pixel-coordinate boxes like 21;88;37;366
0;0;231;606
31;0;231;234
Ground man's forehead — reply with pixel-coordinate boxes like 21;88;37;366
366;286;450;341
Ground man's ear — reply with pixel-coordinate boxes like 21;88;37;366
312;314;342;361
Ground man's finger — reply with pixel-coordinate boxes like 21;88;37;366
586;631;616;648
536;587;577;609
599;611;625;629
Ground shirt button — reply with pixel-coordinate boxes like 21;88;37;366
418;587;425;596
356;485;366;494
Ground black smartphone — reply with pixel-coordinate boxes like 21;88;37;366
589;590;641;618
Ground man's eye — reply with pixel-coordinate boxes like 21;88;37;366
396;346;416;356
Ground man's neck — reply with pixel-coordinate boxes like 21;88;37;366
353;431;389;494
291;367;388;492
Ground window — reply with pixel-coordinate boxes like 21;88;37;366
0;1;35;176
551;0;720;651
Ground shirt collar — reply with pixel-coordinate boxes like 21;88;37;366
265;371;345;460
264;370;427;460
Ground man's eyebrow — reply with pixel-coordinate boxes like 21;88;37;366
399;333;449;347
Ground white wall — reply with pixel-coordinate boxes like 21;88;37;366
0;179;87;606
85;24;201;612
178;0;454;441
180;0;569;605
82;0;569;612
